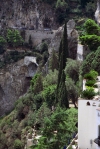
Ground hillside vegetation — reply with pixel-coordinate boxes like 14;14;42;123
0;0;100;148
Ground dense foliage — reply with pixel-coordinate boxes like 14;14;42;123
7;29;24;47
31;107;78;149
80;19;100;51
80;35;100;51
81;70;98;99
56;22;69;108
0;5;99;149
81;47;100;75
42;85;56;108
30;73;43;95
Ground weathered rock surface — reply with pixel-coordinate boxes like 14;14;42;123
0;0;57;30
48;20;78;59
0;56;38;116
95;0;100;24
25;29;55;47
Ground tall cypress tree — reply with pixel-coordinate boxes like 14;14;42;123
57;22;69;88
58;70;69;108
62;21;69;69
56;22;69;108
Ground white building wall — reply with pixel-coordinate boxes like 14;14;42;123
96;110;100;149
78;100;100;149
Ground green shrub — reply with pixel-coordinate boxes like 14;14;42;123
80;52;95;76
91;47;100;74
85;80;96;87
34;93;43;110
42;85;56;107
80;35;100;51
82;87;95;99
84;19;100;35
7;29;24;47
30;73;43;94
40;42;48;54
43;69;58;88
27;111;37;126
13;139;23;149
84;70;98;80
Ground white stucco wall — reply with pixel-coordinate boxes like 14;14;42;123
96;109;100;149
78;99;100;149
77;44;84;61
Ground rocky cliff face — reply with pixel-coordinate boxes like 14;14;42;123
95;0;100;24
0;0;57;30
49;19;78;59
0;56;38;116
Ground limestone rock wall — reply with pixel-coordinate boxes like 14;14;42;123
48;20;78;59
25;30;55;46
0;56;38;116
95;0;100;24
0;0;56;30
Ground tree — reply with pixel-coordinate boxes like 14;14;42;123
57;71;69;108
91;46;100;74
62;21;69;68
40;42;48;54
49;49;59;71
80;51;95;76
55;0;68;24
80;0;94;8
80;34;100;51
57;22;69;87
84;19;100;35
13;139;23;149
65;77;79;108
56;22;69;108
43;69;58;88
85;2;95;17
80;19;100;51
7;29;24;47
81;47;100;76
32;107;78;149
42;85;56;108
65;58;81;83
30;73;43;95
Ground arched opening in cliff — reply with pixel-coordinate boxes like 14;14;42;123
43;17;51;29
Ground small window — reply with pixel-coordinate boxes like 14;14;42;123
92;102;96;106
86;101;90;106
